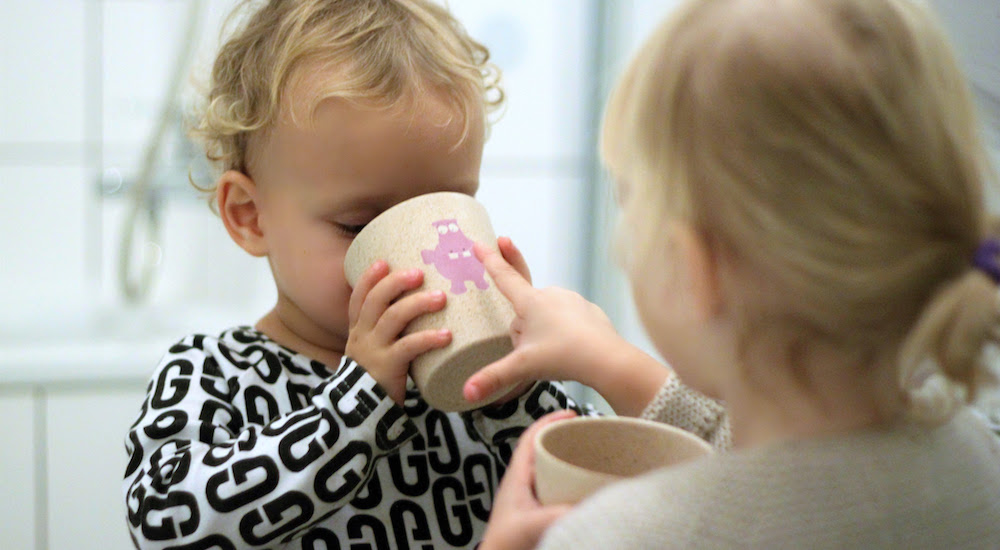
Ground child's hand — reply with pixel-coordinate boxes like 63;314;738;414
478;410;577;550
465;243;672;416
346;260;452;404
480;237;538;404
464;242;620;394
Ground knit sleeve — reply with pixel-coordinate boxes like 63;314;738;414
640;375;732;451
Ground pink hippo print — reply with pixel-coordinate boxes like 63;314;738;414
421;219;490;294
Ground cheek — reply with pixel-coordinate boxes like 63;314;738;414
268;226;351;291
298;240;351;291
629;267;683;355
632;284;663;335
630;275;664;336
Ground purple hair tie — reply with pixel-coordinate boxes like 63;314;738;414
973;238;1000;283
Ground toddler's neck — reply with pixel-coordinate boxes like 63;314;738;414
255;309;345;372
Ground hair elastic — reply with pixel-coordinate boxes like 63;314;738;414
973;238;1000;283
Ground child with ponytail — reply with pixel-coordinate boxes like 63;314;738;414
472;0;1000;547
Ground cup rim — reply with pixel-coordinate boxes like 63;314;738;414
351;191;477;246
344;191;481;286
534;416;712;479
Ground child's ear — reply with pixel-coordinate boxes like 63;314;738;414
671;221;723;322
217;170;268;257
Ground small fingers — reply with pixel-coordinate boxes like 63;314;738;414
375;289;447;339
393;328;452;364
474;242;534;310
349;260;389;326
354;267;425;331
498;236;532;285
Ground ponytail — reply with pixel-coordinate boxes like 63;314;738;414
899;265;1000;423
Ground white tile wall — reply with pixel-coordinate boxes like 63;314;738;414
102;0;237;173
102;1;190;165
90;0;596;317
0;1;95;316
477;175;586;291
0;0;599;318
0;388;37;550
99;197;275;321
0;1;87;144
46;385;148;550
449;0;591;164
0;167;93;312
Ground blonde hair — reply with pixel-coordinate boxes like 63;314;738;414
603;0;999;421
189;0;502;191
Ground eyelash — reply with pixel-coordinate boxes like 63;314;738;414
331;222;367;237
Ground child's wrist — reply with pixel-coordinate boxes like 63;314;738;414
590;340;670;416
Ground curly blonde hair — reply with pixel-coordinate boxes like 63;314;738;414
603;0;999;422
189;0;502;195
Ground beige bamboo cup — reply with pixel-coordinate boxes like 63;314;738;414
534;416;713;505
344;192;515;411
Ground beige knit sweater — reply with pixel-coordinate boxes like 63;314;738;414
537;379;1000;549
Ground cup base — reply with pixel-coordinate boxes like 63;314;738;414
413;333;515;411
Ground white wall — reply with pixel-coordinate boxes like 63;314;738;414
0;0;596;327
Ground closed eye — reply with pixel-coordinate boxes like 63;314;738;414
331;222;368;238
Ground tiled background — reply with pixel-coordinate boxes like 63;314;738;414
0;0;605;325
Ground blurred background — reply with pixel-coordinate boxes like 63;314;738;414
1;1;997;548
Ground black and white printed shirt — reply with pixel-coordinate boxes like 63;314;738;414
124;326;590;549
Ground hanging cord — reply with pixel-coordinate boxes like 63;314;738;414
119;0;204;302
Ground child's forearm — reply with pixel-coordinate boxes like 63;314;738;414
586;342;672;417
